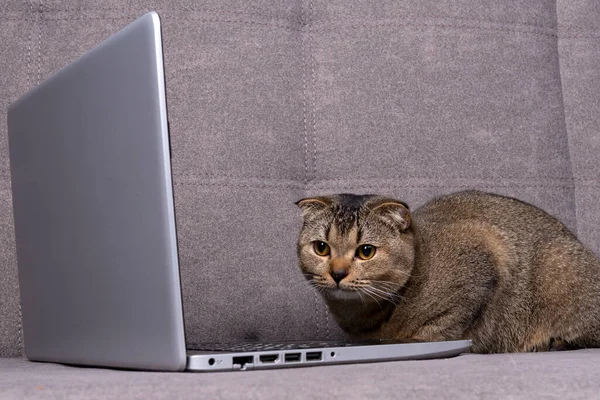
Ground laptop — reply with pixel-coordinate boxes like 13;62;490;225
6;11;471;372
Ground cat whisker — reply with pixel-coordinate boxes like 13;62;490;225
369;284;401;294
375;289;407;304
310;281;327;289
307;280;321;289
308;278;335;296
363;285;405;305
303;272;319;280
358;287;383;308
368;279;404;288
377;289;403;300
368;281;408;302
361;286;388;300
366;282;398;291
353;288;366;304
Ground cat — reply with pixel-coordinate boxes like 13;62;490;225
295;190;600;353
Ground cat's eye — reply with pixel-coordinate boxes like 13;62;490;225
356;245;376;260
313;241;330;257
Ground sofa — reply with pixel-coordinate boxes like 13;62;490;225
2;0;600;398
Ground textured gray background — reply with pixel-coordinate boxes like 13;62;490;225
0;0;599;373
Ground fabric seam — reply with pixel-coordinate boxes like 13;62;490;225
12;5;562;31
553;0;579;236
303;0;321;339
16;0;40;359
0;16;561;39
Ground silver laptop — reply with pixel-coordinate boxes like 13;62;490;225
7;11;471;372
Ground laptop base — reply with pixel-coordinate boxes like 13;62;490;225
185;339;472;371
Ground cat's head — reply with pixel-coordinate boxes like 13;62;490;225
295;193;415;305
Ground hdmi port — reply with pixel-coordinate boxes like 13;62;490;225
259;354;279;363
306;351;322;361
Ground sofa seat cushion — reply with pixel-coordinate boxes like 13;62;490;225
2;350;600;399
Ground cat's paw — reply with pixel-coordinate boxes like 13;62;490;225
527;343;550;352
548;338;569;351
527;337;574;352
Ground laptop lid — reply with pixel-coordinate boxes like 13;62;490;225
7;12;186;371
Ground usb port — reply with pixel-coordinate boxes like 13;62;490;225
284;353;301;362
259;354;279;363
306;351;322;361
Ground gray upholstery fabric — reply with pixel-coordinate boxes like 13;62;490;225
557;0;600;257
3;350;600;399
0;0;30;358
1;1;600;396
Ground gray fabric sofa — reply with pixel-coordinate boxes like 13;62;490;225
2;0;600;398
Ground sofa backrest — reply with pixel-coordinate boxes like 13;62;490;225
1;0;599;357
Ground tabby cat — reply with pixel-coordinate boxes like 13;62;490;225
296;190;600;353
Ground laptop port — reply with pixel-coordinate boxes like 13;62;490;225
284;353;301;363
232;356;254;369
259;354;279;363
306;351;322;361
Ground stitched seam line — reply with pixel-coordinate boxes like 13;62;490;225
40;5;306;25
25;13;33;91
317;13;557;31
164;173;586;182
25;5;561;31
0;15;560;38
173;169;579;179
0;17;37;21
0;173;586;184
315;21;557;38
0;173;584;185
33;15;302;31
308;183;578;189
307;180;579;187
558;25;600;34
16;0;31;358
554;1;578;236
301;21;309;184
172;181;585;190
36;3;43;85
161;16;300;31
305;0;319;339
173;173;577;180
16;0;38;358
309;0;317;182
309;176;578;182
559;34;600;39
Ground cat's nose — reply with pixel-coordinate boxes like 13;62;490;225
330;270;348;285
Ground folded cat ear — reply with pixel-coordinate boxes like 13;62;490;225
369;199;411;231
295;197;331;215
